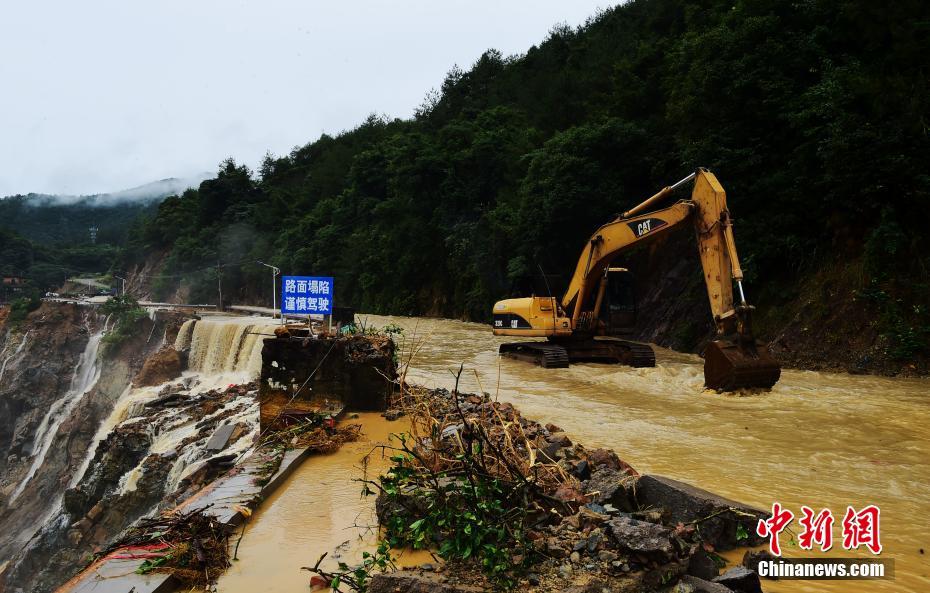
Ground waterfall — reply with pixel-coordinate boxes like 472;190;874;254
0;331;30;387
117;393;260;496
68;384;134;488
11;329;104;501
174;319;196;350
106;317;272;496
186;318;271;381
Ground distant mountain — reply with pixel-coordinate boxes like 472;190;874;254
10;173;213;208
0;173;212;246
100;174;213;203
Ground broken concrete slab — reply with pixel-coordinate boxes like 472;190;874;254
259;334;395;431
144;393;185;408
687;547;721;581
635;475;768;550
606;515;676;558
57;557;176;593
741;549;779;578
368;571;484;593
205;423;235;452
678;575;735;593
713;566;762;593
583;467;637;512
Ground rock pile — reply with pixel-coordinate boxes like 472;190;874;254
371;386;770;593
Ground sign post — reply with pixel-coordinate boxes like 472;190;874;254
256;260;281;322
281;276;334;324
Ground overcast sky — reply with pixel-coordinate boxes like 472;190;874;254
0;1;612;197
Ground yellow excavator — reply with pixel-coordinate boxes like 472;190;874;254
492;168;781;391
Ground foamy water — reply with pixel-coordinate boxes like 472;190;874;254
11;329;104;501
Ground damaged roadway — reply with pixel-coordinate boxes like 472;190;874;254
14;311;774;593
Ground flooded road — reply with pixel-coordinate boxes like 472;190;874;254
217;413;431;593
226;314;930;592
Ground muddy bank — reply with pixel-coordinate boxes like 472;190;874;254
36;318;400;593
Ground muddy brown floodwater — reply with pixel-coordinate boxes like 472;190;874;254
217;412;432;593
221;315;930;593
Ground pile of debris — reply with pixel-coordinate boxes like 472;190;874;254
99;507;232;588
259;415;363;453
357;382;771;593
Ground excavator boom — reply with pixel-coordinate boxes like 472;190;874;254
492;168;781;391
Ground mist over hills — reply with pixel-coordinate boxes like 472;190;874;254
0;173;211;246
0;173;211;289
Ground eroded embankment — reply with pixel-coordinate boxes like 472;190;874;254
0;304;192;589
0;310;279;592
46;319;399;593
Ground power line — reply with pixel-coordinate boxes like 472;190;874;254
130;257;266;280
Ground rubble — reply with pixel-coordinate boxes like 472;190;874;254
678;575;736;593
712;566;762;593
205;423;236;452
368;571;486;593
361;385;771;593
634;475;767;550
606;515;677;558
100;508;232;588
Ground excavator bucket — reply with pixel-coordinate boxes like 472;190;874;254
704;339;781;391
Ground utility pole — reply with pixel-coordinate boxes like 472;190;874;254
256;260;281;323
113;275;126;297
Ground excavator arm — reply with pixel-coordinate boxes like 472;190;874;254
560;200;695;329
562;170;746;334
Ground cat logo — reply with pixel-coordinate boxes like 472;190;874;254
627;217;667;238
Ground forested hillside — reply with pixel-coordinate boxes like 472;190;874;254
0;177;208;293
125;0;929;372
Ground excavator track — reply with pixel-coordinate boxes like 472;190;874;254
499;338;654;369
499;343;570;368
624;341;657;368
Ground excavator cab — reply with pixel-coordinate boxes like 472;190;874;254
599;268;637;335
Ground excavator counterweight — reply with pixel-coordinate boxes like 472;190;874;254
491;168;781;392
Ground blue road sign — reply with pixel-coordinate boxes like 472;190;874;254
281;276;333;315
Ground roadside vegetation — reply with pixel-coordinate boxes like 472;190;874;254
6;292;42;327
100;295;147;345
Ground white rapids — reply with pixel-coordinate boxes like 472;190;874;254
112;316;273;497
0;331;30;387
11;329;104;501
